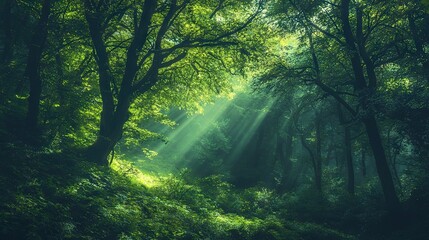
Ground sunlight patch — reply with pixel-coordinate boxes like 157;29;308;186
111;159;161;188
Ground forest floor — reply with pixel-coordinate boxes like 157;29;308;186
0;142;428;239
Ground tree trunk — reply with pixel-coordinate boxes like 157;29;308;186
341;0;400;215
338;104;355;194
86;97;131;165
363;116;401;213
278;124;294;191
1;0;13;64
86;126;124;165
25;0;51;131
344;125;354;194
83;0;157;165
300;115;323;193
280;103;311;192
314;115;322;192
86;136;115;165
361;142;367;177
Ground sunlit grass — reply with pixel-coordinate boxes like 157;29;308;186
211;213;262;227
111;159;161;188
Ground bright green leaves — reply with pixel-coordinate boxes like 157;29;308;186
79;0;267;157
384;78;413;93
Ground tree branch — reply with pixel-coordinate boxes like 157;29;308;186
160;51;187;68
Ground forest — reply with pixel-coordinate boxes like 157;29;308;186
0;0;429;239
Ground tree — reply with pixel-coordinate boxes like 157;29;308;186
277;94;316;192
24;0;52;132
264;0;429;214
339;0;400;213
1;0;14;64
83;0;264;165
337;103;354;195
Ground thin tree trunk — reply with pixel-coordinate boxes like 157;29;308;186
55;52;65;106
338;104;355;194
299;113;323;193
278;123;294;192
391;154;402;189
300;133;317;189
344;125;354;194
25;0;51;131
361;142;367;177
1;0;13;64
280;103;309;191
305;29;324;192
315;115;322;192
386;127;403;189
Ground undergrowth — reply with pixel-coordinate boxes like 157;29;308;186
0;144;358;240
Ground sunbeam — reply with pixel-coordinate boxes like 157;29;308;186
137;90;279;175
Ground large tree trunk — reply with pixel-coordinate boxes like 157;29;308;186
84;7;121;165
25;0;51;131
83;0;157;165
363;116;401;212
86;136;116;165
86;123;127;166
86;97;131;165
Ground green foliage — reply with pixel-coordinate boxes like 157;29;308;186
0;144;361;240
285;222;357;240
1;0;428;239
